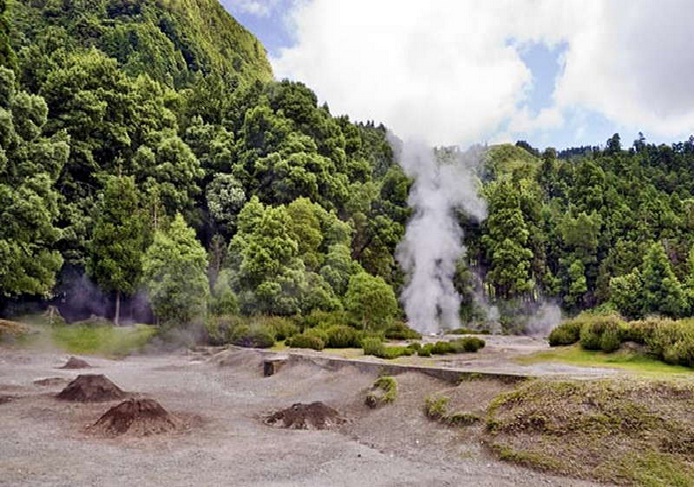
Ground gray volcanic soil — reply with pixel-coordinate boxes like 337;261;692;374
0;344;610;487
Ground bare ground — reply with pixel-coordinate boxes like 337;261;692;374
0;344;612;487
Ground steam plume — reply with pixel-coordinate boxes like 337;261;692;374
393;137;486;334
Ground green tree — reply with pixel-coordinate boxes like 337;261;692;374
344;271;397;330
609;270;643;319
87;176;148;324
0;67;67;298
641;242;686;318
143;214;209;326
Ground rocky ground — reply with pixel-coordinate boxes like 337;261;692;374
0;340;612;487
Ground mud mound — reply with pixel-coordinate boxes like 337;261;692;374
89;398;180;437
265;401;346;430
60;356;91;369
0;395;16;405
34;377;70;387
56;374;126;402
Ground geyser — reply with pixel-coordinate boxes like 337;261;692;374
393;137;486;334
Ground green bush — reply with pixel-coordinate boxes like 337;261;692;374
325;325;363;348
232;326;275;348
646;319;694;368
579;314;623;352
407;342;422;351
286;332;325;350
362;336;385;357
600;325;621;353
459;336;486;352
424;395;450;420
432;341;457;354
365;376;398;408
548;321;582;346
259;316;298;341
296;310;350;331
376;346;411;360
417;343;432;357
384;322;422;340
450;327;490;335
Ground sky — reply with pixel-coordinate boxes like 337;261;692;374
222;0;694;150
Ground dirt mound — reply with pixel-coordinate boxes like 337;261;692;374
60;356;91;369
265;401;346;430
0;395;16;405
34;377;70;387
56;374;126;402
89;398;180;437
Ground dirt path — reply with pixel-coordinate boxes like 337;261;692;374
0;346;610;487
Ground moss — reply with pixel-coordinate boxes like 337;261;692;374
484;378;694;486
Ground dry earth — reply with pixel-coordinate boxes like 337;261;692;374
0;341;613;487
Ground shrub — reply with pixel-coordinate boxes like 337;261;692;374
459;336;486;352
600;325;621;353
424;395;449;420
365;376;398;408
232;327;275;348
362;337;385;357
325;325;363;348
376;346;411;360
579;323;603;351
296;310;350;330
406;342;422;351
432;341;457;355
548;321;582;346
259;316;298;341
450;327;490;335
646;319;694;368
417;344;432;357
384;322;422;340
286;332;325;350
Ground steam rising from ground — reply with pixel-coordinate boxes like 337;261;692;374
393;137;486;334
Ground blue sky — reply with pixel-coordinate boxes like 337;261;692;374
222;0;693;151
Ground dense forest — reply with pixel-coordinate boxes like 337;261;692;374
0;0;693;333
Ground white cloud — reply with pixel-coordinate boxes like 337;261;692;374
272;0;693;146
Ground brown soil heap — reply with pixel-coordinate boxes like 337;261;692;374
265;401;346;430
56;374;126;402
61;356;91;369
89;398;180;437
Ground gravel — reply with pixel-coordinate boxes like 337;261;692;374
0;346;609;487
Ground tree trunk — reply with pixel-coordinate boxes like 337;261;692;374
114;291;121;326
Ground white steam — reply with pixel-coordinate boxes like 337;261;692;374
393;137;486;334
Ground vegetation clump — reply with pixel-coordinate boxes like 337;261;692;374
365;376;397;408
424;395;480;426
286;330;325;350
484;378;694;486
549;312;693;368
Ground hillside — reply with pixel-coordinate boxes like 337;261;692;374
9;0;273;88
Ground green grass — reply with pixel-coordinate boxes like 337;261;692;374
51;324;157;357
518;344;693;378
484;378;694;486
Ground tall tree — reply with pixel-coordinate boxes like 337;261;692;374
143;214;209;326
87;176;148;324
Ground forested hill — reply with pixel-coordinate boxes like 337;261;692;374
0;0;692;329
10;0;273;88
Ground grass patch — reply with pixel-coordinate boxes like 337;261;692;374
51;324;156;357
518;344;693;378
484;378;694;486
365;376;398;408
